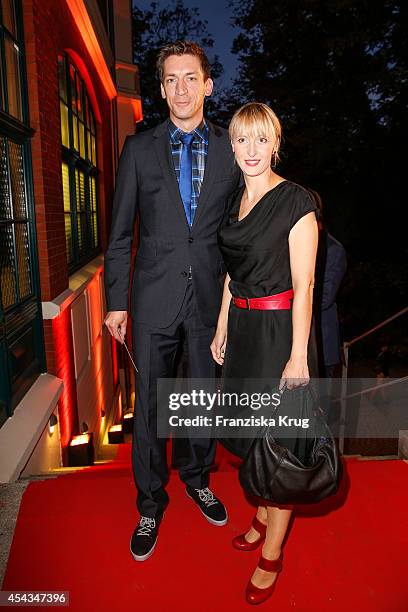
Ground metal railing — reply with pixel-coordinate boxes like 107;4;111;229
339;306;408;453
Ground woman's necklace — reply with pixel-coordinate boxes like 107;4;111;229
243;182;278;208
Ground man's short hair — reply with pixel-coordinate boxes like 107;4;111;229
156;40;211;83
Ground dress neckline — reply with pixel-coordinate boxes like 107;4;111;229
236;180;288;223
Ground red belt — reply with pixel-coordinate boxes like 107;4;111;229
232;289;294;310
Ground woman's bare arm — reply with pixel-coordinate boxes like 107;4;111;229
211;273;232;365
280;211;318;388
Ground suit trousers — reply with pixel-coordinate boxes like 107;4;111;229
131;280;216;517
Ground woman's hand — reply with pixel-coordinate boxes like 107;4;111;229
210;327;227;365
280;356;309;390
211;273;231;365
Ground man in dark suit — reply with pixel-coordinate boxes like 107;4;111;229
104;41;240;561
318;230;347;377
309;189;347;424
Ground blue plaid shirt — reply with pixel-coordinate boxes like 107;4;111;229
168;119;209;225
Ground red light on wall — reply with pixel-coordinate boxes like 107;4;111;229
65;49;102;124
118;391;123;421
65;0;117;100
86;273;107;430
131;98;143;123
117;95;143;123
111;334;118;388
52;307;80;458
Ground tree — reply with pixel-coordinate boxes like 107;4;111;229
228;0;407;334
229;1;403;180
132;0;222;129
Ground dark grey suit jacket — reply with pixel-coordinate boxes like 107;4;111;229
104;119;240;328
315;230;347;367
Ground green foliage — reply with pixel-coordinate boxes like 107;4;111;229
132;0;223;129
130;0;407;336
227;0;407;335
228;0;406;181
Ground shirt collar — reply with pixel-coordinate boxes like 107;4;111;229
168;119;209;145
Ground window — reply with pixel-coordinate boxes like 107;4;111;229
0;0;23;121
96;0;115;50
58;54;99;271
0;0;45;427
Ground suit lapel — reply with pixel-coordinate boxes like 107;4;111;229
192;122;220;228
153;120;190;229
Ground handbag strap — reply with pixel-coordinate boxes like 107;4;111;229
305;383;325;417
271;382;324;418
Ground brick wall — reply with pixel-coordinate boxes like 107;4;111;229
22;0;116;459
24;0;115;305
42;319;56;375
52;305;79;460
24;0;67;302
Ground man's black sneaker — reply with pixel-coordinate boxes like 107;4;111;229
130;513;163;562
186;486;228;526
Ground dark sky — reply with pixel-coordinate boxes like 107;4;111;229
134;0;239;86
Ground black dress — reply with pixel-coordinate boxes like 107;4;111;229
217;180;318;458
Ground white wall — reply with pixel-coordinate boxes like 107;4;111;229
71;271;116;455
21;259;119;478
20;410;62;477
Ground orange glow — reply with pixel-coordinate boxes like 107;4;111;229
131;98;143;123
87;274;102;349
53;307;79;453
65;0;117;100
118;95;143;123
109;424;122;433
118;392;123;421
123;412;134;419
111;334;118;387
86;272;106;440
116;62;138;73
65;49;102;123
70;433;91;446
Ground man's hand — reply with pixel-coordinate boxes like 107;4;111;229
104;311;128;343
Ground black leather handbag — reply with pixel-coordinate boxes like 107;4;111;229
239;384;343;504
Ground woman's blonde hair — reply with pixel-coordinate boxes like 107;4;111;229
229;102;282;166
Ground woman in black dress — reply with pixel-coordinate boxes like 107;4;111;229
211;103;318;605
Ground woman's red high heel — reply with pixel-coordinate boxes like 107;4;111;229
232;516;267;551
245;553;283;605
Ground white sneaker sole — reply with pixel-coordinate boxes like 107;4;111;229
130;537;157;562
186;490;228;526
130;511;165;562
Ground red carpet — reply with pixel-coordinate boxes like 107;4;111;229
3;446;407;611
